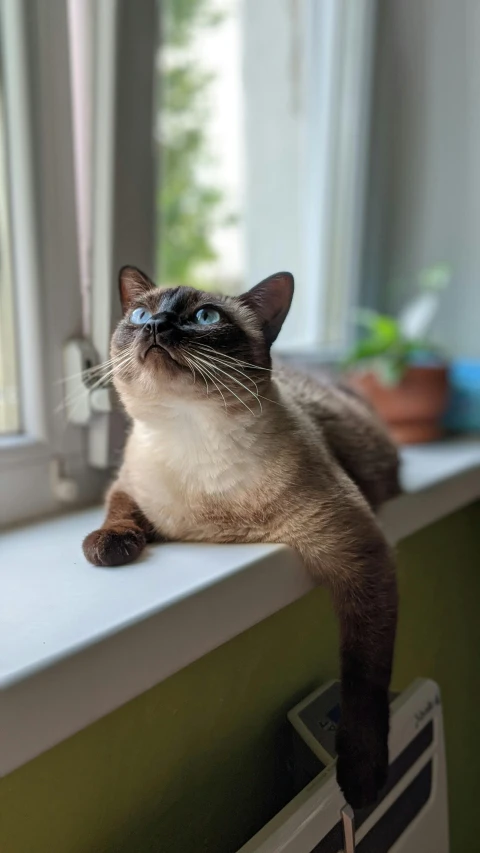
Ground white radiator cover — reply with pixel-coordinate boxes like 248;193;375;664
238;678;449;853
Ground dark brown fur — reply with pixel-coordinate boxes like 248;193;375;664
83;490;156;566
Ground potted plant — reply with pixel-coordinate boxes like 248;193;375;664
343;264;451;444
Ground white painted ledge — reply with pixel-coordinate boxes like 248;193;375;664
1;439;480;776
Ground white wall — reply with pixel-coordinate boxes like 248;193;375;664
366;0;480;358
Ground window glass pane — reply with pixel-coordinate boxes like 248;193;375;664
155;1;370;351
0;71;19;434
156;0;243;293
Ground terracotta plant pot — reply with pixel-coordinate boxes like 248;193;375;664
347;365;449;444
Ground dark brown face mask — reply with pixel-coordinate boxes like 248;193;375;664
110;266;294;386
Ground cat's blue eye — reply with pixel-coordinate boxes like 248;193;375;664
194;307;221;326
130;308;152;326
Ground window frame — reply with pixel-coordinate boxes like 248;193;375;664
0;71;18;435
0;0;47;448
243;0;377;355
0;0;106;527
301;0;377;354
88;0;157;469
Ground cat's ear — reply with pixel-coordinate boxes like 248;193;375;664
118;266;156;314
240;272;294;346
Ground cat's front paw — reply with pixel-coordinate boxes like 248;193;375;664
336;724;388;809
83;527;146;567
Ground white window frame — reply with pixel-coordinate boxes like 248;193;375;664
243;0;377;354
88;0;157;469
0;0;107;527
0;0;157;525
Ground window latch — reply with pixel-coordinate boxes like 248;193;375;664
62;338;112;426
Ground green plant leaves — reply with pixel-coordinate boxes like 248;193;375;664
158;0;235;289
417;263;451;292
344;309;401;365
343;263;452;386
344;263;450;386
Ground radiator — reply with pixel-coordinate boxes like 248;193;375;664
238;678;448;853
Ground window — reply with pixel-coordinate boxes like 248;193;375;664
156;0;243;294
0;0;376;527
0;0;108;527
156;0;376;352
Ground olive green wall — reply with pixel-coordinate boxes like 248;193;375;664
2;503;480;853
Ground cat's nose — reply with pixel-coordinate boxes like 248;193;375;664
144;311;176;337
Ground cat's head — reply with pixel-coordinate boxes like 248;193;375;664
111;266;294;420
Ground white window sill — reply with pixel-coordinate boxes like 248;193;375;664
2;438;480;776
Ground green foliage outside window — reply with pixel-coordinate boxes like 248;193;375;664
157;0;234;289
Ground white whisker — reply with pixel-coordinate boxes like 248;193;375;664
182;353;205;392
191;353;262;414
55;350;136;415
193;350;260;395
189;354;257;415
55;351;131;386
196;344;272;373
182;351;210;396
187;354;228;410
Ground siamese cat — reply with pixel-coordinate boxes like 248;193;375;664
83;267;400;808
